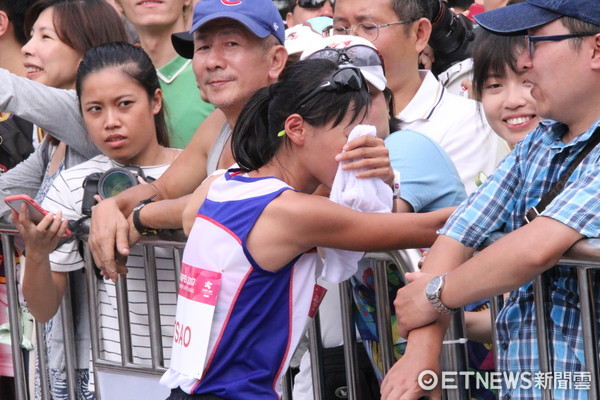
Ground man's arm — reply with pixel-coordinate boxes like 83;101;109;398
88;109;227;281
0;69;98;158
381;234;474;399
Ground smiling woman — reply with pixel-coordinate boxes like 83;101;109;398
472;29;541;148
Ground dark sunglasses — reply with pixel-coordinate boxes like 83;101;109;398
296;67;368;110
306;44;385;73
294;0;335;10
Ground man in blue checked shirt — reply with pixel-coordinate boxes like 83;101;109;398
383;1;600;399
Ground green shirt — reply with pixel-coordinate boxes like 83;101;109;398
158;55;214;149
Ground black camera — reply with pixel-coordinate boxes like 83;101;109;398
428;0;476;76
81;166;149;216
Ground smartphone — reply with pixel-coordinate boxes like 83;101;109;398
4;194;72;236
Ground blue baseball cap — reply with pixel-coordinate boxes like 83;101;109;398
172;0;285;59
474;0;600;35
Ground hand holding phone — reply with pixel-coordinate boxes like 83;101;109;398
5;194;72;237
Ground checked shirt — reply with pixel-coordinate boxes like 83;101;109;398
440;119;600;400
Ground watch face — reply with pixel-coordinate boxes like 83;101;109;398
425;275;442;298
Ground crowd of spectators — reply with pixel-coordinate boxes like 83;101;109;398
0;0;598;399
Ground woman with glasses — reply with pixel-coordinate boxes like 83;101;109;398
159;58;453;400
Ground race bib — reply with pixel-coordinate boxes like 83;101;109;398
170;263;221;379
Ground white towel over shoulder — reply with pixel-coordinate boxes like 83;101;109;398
321;124;394;283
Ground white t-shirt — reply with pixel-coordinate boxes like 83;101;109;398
42;153;179;365
397;70;497;194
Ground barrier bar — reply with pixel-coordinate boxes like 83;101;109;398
1;233;27;400
35;321;50;400
372;258;395;374
308;312;326;399
116;275;133;365
82;244;102;400
59;274;78;400
142;245;165;368
339;280;360;400
577;266;599;400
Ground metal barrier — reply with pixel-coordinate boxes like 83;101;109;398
2;222;598;399
487;236;600;400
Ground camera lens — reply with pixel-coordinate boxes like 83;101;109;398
98;168;138;198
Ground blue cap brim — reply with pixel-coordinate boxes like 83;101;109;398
474;2;562;35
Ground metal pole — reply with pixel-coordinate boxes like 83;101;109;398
35;321;50;400
308;312;326;399
372;258;395;374
2;234;28;400
82;244;102;400
488;295;504;366
441;310;469;400
143;245;164;368
533;275;553;400
60;275;78;400
339;280;359;400
115;275;133;365
577;267;599;400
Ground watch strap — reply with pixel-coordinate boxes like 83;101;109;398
132;195;161;236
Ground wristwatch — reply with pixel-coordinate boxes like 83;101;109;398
132;195;161;236
425;273;459;315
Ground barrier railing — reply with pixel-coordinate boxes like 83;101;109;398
2;222;597;399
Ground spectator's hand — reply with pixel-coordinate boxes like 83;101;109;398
381;343;442;400
394;271;441;337
12;206;68;255
89;197;130;283
419;45;435;70
336;134;394;186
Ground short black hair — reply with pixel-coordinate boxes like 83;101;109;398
0;0;36;45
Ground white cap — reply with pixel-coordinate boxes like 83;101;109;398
284;17;333;56
300;35;387;91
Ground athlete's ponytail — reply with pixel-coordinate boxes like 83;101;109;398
232;58;370;172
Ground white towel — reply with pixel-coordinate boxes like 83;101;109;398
321;124;394;283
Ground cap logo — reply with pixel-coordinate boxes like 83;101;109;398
273;22;280;31
330;40;353;49
221;0;242;5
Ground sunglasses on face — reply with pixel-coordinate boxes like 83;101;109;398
296;67;369;110
306;44;385;73
293;0;335;10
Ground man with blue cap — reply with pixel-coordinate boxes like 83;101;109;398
384;1;600;399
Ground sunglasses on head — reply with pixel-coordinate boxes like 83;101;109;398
294;0;335;9
306;44;385;73
296;67;368;110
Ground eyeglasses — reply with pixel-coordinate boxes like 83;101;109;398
306;44;385;73
293;0;335;10
324;19;417;42
526;32;597;57
295;67;368;111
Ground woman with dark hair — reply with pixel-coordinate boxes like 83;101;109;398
14;42;181;399
0;2;128;399
471;28;541;149
159;58;452;399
